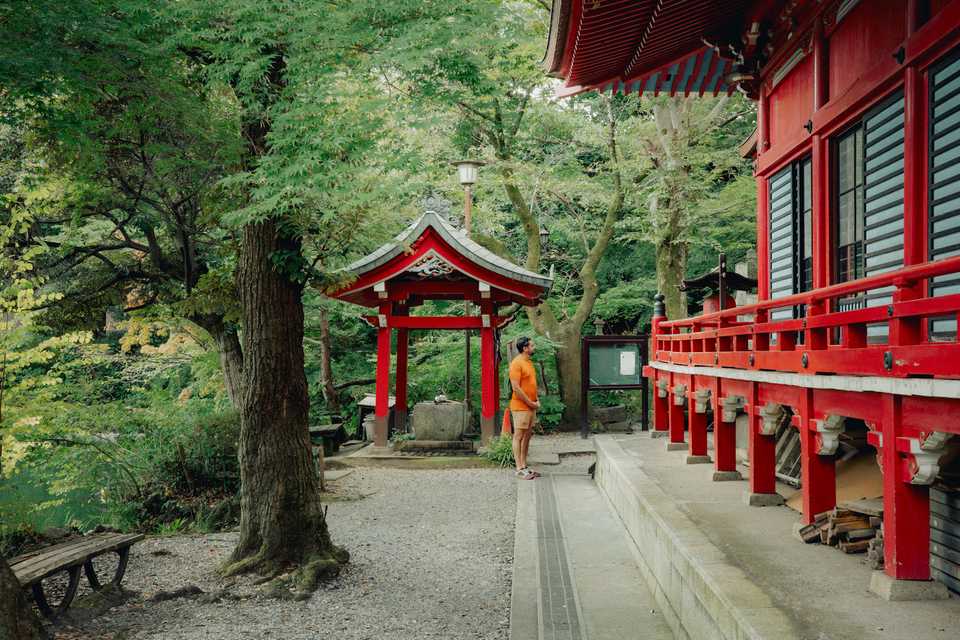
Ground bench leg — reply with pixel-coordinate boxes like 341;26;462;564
32;565;81;619
83;559;102;591
112;547;131;586
83;546;131;592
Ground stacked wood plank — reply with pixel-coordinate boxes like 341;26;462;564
795;499;883;555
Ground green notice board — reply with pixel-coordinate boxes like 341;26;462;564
588;342;642;387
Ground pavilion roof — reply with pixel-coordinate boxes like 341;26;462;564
543;0;759;97
328;210;553;307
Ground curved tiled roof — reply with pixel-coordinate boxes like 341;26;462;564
341;211;553;291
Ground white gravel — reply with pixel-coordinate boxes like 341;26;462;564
68;467;517;640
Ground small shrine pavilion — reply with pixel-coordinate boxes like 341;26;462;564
326;207;553;447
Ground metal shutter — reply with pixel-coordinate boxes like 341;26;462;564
769;166;796;321
931;487;960;595
862;95;905;339
930;54;960;338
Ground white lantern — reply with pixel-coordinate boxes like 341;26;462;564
451;159;485;186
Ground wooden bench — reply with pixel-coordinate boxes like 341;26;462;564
8;532;143;618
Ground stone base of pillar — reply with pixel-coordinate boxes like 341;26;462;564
666;442;687;451
712;470;743;482
480;416;496;446
743;492;785;507
373;415;389;449
685;455;712;465
649;430;669;439
869;571;950;601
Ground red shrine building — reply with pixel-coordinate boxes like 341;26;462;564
547;0;960;596
326;209;552;447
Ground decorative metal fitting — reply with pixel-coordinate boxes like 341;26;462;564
812;414;845;456
883;351;893;371
714;353;719;365
748;353;755;366
657;378;669;398
886;304;894;317
694;389;711;414
758;402;786;436
801;353;809;368
653;293;666;318
720;396;745;423
673;384;688;406
906;431;949;485
803;119;813;133
894;47;905;65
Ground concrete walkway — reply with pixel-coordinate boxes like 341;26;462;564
511;468;674;640
608;433;960;640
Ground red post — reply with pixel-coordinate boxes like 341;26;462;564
669;377;686;446
479;301;497;445
395;327;409;430
747;383;779;501
811;135;830;290
880;395;931;580
757;176;770;301
712;378;738;475
651;293;669;436
687;380;709;459
798;389;836;524
374;322;392;448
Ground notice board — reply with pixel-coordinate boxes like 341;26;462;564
587;341;642;387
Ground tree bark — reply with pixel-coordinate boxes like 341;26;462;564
226;219;346;592
553;328;583;429
656;229;688;320
0;558;47;640
195;316;244;408
317;306;339;412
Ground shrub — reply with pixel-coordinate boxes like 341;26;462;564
483;434;515;467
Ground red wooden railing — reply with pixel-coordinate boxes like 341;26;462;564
652;256;960;378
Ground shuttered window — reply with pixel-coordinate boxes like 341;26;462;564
769;166;796;321
832;94;905;340
930;52;960;338
768;158;812;323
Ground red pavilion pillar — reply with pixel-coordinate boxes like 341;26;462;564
479;301;497;445
374;305;392;448
395;327;409;430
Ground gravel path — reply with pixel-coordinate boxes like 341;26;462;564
63;467;516;640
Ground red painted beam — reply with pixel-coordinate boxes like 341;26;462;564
362;315;510;330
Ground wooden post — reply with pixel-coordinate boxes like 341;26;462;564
651;294;669;436
687;379;710;461
374;319;392;449
799;389;836;524
712;378;739;478
747;382;780;504
479;301;497;445
880;395;932;580
668;377;686;446
395;327;409;431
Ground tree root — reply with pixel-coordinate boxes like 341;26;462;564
220;545;349;600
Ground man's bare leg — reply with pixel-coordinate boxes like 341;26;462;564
520;427;533;469
513;428;525;470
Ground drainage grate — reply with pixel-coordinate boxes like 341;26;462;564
536;476;583;640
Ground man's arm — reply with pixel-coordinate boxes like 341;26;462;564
511;379;540;410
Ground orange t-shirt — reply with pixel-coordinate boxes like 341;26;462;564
509;355;538;412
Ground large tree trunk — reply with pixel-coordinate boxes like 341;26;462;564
0;558;47;640
553;329;582;431
656;234;688;320
225;219;346;592
195;316;244;407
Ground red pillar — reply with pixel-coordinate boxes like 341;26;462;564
654;376;669;433
747;383;778;500
374;322;392;448
687;381;709;459
880;395;931;581
479;302;497;445
395;327;409;430
668;378;686;446
798;389;836;524
712;378;737;474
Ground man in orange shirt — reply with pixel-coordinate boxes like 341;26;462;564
509;336;540;480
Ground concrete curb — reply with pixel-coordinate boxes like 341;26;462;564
509;481;539;640
594;435;802;640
